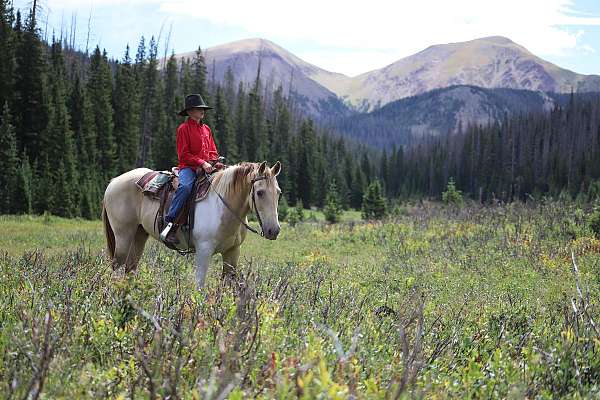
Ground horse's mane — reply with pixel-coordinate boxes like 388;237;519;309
211;162;262;197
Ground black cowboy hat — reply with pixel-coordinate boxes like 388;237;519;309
178;94;213;116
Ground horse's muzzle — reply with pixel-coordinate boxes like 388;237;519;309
264;226;280;240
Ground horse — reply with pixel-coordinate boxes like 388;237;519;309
101;161;282;288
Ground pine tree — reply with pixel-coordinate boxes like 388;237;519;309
0;102;18;213
14;9;49;159
138;37;165;167
33;155;53;213
191;45;213;127
235;82;247;160
272;95;291;193
88;46;116;179
442;177;463;205
214;85;238;162
223;65;236;111
113;45;141;172
323;180;343;223
296;120;317;207
15;151;32;214
42;40;79;216
180;58;193;96
192;45;207;95
152;52;179;170
362;180;387;220
69;74;100;217
245;85;260;160
0;0;16;112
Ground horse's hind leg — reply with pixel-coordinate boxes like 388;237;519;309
113;225;148;272
125;226;149;272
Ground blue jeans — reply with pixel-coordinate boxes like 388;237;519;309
165;167;196;222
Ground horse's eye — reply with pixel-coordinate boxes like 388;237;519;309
257;190;264;197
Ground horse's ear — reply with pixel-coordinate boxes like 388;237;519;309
271;161;281;177
258;161;267;175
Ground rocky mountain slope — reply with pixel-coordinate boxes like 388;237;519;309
330;85;576;148
310;36;600;111
172;38;350;119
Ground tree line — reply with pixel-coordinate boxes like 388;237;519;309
3;2;598;220
0;1;381;219
376;92;600;202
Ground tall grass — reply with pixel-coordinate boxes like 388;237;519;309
1;201;599;398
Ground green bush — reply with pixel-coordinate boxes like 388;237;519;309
362;180;387;220
323;181;343;224
278;196;289;221
589;207;600;239
442;177;463;205
286;201;304;227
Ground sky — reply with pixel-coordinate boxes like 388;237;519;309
13;0;600;77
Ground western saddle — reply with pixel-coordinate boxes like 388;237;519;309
135;168;213;252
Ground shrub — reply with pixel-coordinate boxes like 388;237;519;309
278;196;289;221
362;180;387;220
286;201;304;227
589;207;600;239
323;181;343;224
442;177;463;205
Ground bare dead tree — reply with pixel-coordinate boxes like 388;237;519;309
85;7;92;55
161;22;173;70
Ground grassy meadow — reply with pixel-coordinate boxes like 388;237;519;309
1;201;600;398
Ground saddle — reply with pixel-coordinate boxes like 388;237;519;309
135;168;213;251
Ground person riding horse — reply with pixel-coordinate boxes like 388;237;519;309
160;94;225;245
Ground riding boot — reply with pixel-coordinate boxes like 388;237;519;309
160;222;180;246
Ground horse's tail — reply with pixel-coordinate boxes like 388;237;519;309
102;202;116;259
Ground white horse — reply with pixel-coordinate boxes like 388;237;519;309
102;161;282;288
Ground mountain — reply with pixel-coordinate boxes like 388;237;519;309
310;36;600;112
169;36;600;148
172;38;351;119
330;85;581;149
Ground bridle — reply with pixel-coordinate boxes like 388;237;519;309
213;173;270;237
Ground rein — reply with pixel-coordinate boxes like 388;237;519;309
213;174;269;237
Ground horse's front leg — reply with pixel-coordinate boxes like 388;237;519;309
222;245;240;281
193;241;214;289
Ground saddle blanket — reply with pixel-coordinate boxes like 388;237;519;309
135;170;212;202
135;171;171;196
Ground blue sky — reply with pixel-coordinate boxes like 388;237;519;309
14;0;600;77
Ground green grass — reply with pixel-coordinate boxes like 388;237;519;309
1;202;600;398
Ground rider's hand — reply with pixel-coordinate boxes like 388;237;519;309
214;162;225;170
199;162;214;174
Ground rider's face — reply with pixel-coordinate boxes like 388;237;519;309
188;108;205;120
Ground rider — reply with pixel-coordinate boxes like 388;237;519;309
160;94;224;245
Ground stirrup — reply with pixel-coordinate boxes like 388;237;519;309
160;222;174;241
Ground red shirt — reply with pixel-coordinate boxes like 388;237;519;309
176;118;219;169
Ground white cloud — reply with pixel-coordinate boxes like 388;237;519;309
156;0;599;75
24;0;597;75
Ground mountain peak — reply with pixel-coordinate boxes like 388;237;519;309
474;36;515;44
208;37;283;54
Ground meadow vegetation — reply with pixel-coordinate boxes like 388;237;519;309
1;201;600;398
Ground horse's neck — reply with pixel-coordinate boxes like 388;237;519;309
215;183;252;226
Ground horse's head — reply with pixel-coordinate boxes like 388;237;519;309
250;161;282;240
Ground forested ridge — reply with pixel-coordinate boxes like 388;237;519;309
2;2;600;220
0;1;378;219
382;93;600;202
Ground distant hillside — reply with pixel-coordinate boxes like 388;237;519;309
313;36;600;112
329;86;593;149
168;36;600;147
171;38;351;120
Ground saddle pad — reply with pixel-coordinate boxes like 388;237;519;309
194;174;212;202
135;171;173;195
